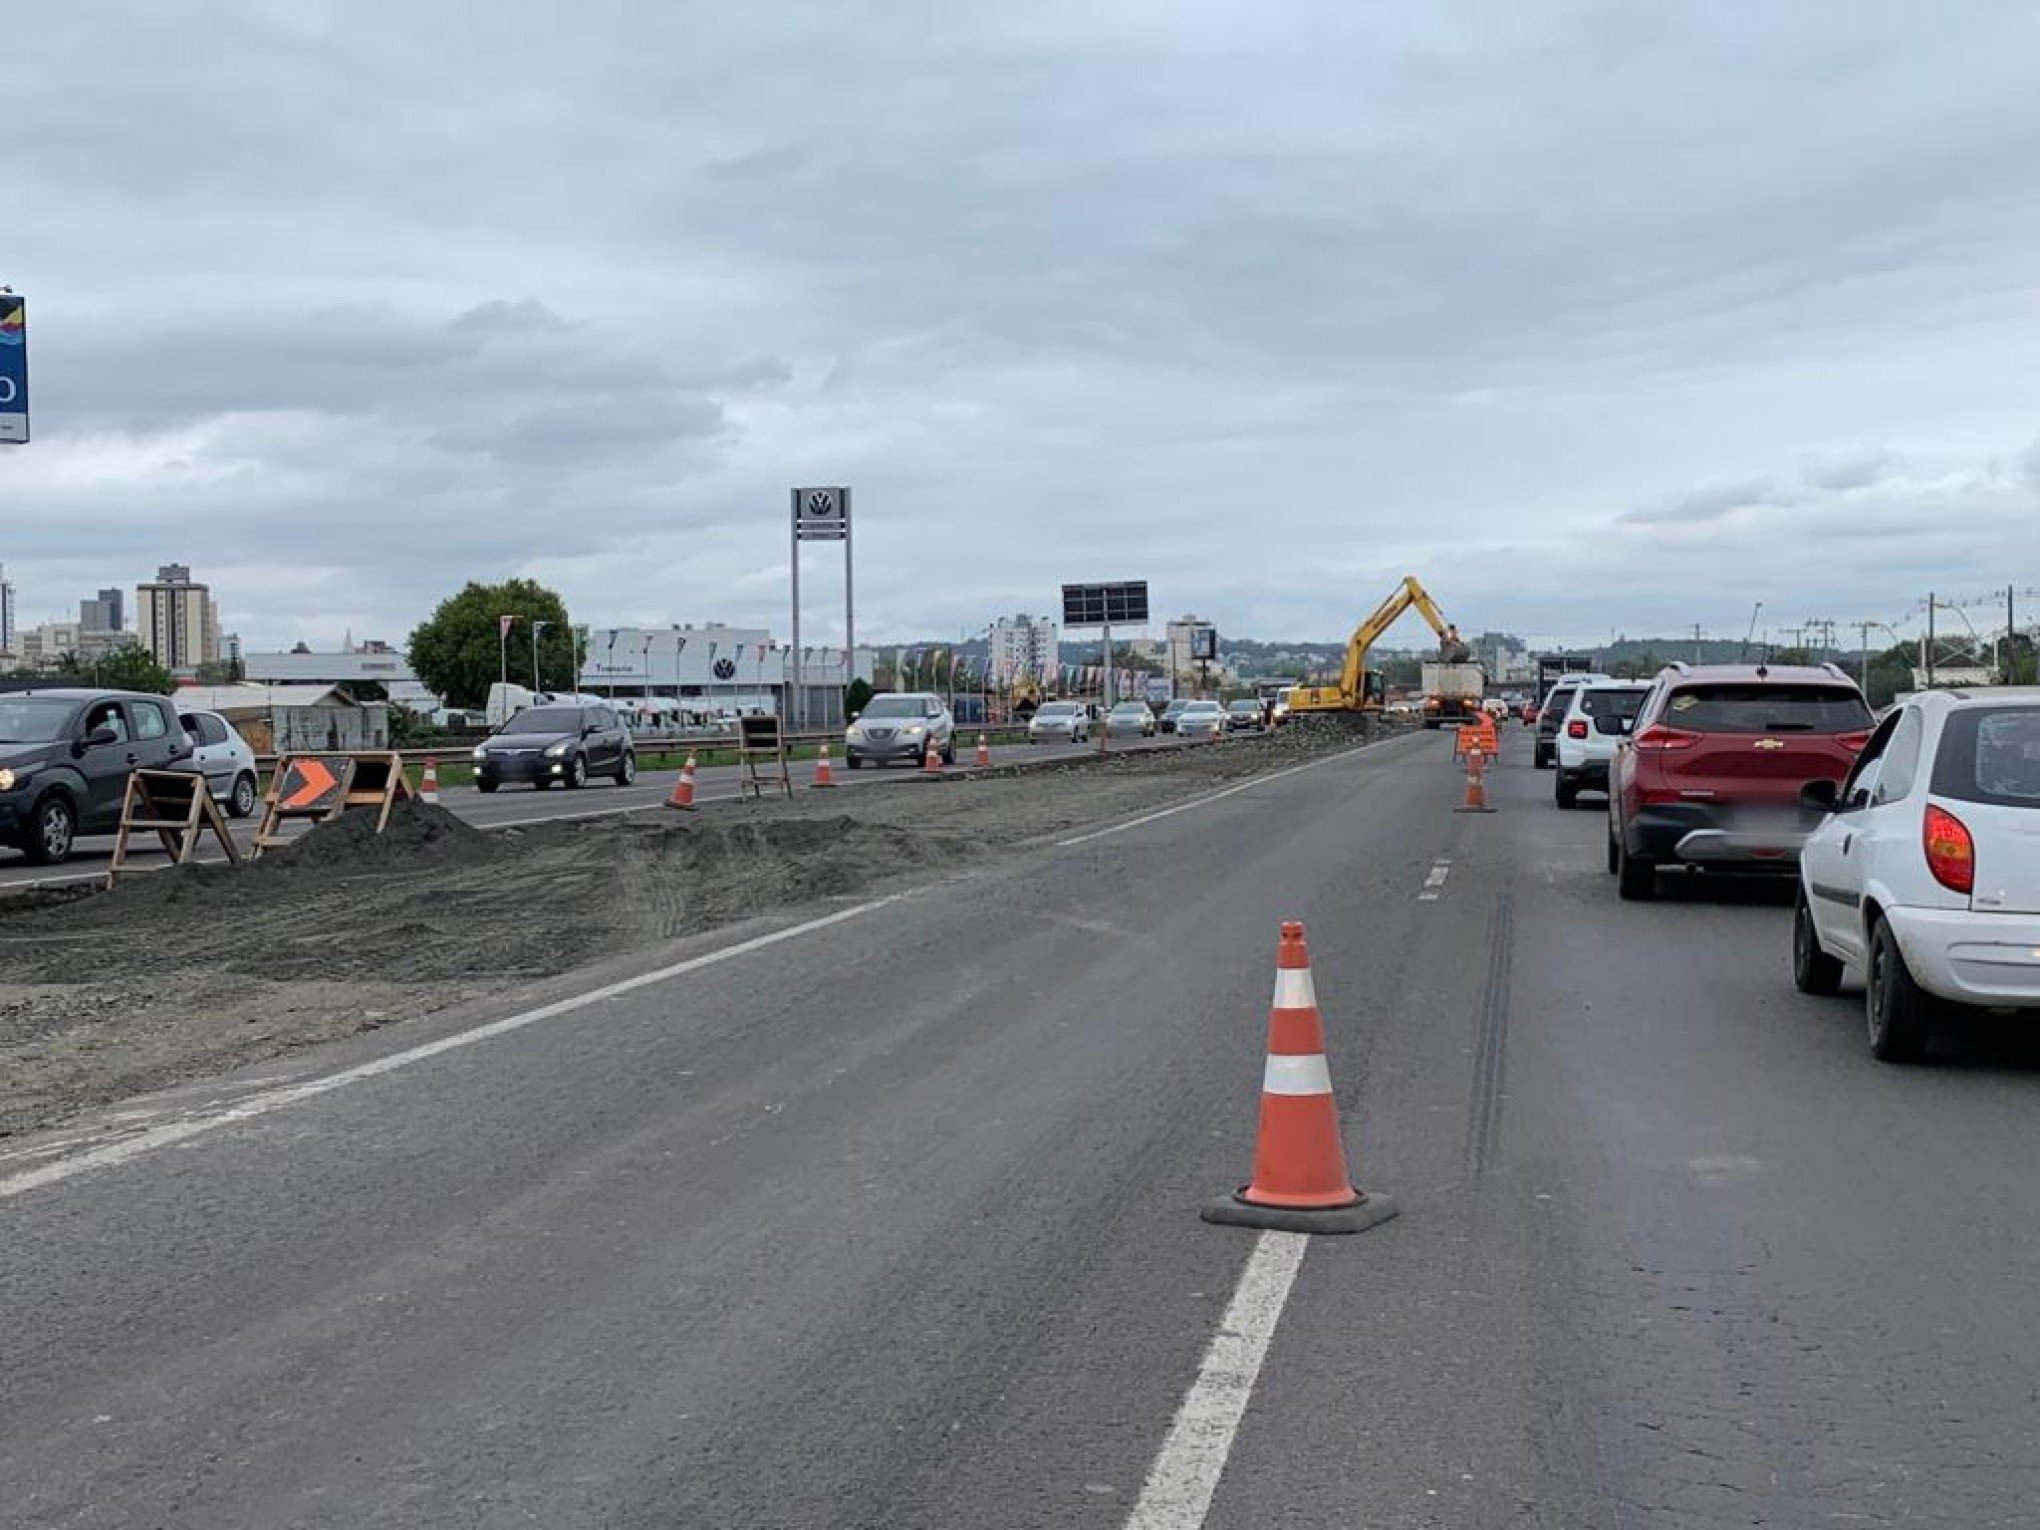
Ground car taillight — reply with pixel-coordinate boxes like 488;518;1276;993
1833;730;1871;752
1923;804;1974;894
1630;724;1701;751
1566;719;1588;738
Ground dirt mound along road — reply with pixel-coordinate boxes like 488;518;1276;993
0;724;1387;1140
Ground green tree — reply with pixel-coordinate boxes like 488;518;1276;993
407;578;576;709
56;646;176;695
844;677;874;717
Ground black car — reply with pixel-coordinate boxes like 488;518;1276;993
0;688;193;864
1533;678;1597;770
472;704;636;791
1224;699;1266;732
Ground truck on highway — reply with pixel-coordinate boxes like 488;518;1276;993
1420;660;1486;729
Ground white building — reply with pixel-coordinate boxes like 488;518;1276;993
988;612;1059;687
242;643;437;710
578;622;876;726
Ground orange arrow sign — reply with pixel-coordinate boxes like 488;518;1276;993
282;758;339;810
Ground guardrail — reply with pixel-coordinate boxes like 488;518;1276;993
251;727;1035;771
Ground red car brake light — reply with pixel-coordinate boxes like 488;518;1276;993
1631;723;1701;751
1923;804;1975;895
1566;719;1588;738
1833;730;1871;752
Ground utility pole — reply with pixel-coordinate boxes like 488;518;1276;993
2008;584;2018;684
1691;623;1703;664
1855;621;1874;694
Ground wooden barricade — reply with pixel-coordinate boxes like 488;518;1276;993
252;751;416;857
737;714;793;800
106;769;242;888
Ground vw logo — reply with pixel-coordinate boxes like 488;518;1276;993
713;657;737;680
805;489;839;519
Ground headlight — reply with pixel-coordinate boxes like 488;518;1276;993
904;724;924;736
471;747;488;762
0;768;15;791
545;741;570;757
845;726;862;741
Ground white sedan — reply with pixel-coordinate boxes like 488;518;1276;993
1794;687;2040;1061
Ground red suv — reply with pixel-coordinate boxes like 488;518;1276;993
1608;663;1872;900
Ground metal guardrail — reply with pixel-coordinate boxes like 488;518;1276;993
252;728;1035;771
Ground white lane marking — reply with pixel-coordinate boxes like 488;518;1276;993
0;895;902;1204
1417;859;1451;902
1260;1053;1333;1096
1271;967;1317;1010
1122;1231;1309;1530
1056;741;1386;848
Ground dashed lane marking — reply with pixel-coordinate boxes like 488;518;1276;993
1122;1231;1310;1530
1418;858;1451;901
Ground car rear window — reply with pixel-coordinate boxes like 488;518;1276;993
1930;707;2040;808
1663;684;1870;734
1540;687;1577;722
1578;688;1646;719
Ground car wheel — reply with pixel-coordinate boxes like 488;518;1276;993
1793;889;1845;996
1606;821;1620;874
847;755;863;770
1867;917;1933;1063
20;793;76;866
1615;834;1656;901
941;742;956;766
1555;775;1579;810
1534;744;1552;770
565;755;587;789
616;752;637;786
229;771;259;819
476;779;499;793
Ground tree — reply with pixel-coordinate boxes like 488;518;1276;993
55;646;176;695
407;578;576;709
844;677;874;717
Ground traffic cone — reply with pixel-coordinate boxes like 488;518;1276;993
667;752;698;810
975;733;990;768
1203;922;1397;1235
419;759;441;805
811;742;837;789
921;737;942;776
1455;748;1494;813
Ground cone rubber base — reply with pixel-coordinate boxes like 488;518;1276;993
1201;1188;1399;1236
809;783;837;790
1454;805;1496;814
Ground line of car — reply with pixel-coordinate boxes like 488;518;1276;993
1531;664;2040;1060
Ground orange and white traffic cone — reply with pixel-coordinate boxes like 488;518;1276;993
921;737;942;776
667;752;698;810
1203;921;1397;1234
811;742;837;789
975;733;990;768
419;759;441;805
1455;748;1494;813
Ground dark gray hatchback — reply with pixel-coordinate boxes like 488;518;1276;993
0;688;192;864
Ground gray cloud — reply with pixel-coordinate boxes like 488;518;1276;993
6;0;2040;653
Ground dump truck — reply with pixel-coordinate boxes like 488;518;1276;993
1420;660;1486;729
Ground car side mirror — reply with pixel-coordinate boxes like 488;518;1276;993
1799;779;1840;813
848;711;860;722
85;726;118;749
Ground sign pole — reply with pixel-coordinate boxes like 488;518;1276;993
843;488;855;731
790;490;803;732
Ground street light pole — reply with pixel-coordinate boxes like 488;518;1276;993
531;620;550;695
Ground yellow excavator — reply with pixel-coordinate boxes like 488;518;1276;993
1289;574;1461;715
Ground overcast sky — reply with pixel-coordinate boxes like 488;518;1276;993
6;0;2038;655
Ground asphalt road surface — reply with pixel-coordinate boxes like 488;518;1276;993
7;728;2040;1527
0;733;1199;891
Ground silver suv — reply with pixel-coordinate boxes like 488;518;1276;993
845;692;955;768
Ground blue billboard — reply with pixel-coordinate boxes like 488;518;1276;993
0;295;25;444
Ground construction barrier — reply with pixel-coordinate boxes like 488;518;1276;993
253;752;415;857
811;743;837;789
975;734;990;768
1455;747;1495;813
1202;921;1398;1235
921;736;943;776
739;715;793;800
419;759;442;805
106;769;242;888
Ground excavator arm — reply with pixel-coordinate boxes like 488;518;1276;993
1293;575;1453;714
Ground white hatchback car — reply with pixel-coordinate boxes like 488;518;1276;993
1554;679;1649;809
1794;688;2040;1061
178;709;262;818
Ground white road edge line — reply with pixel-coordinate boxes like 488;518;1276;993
1055;741;1383;848
1122;1230;1310;1530
0;894;902;1204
